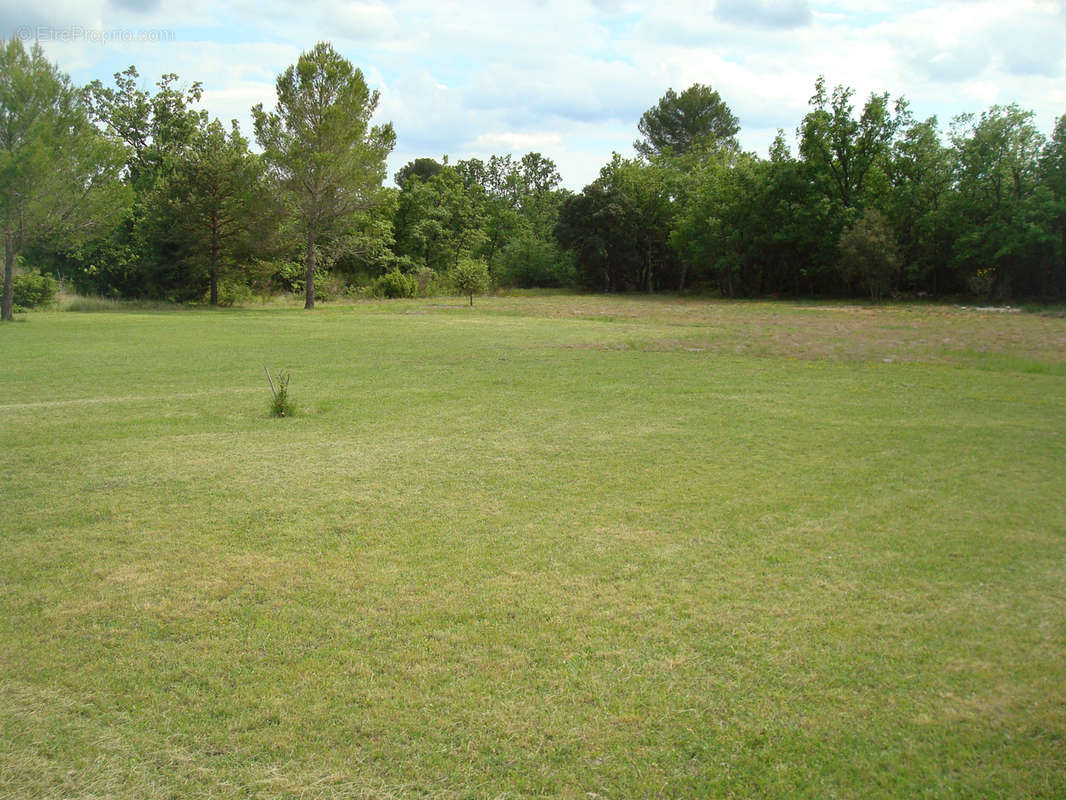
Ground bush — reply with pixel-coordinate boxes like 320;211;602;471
967;267;997;299
498;234;577;288
376;269;417;298
413;266;444;296
276;261;340;302
12;269;58;310
264;259;300;294
213;280;254;307
837;208;900;301
314;270;345;302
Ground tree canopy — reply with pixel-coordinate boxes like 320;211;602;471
5;41;1066;308
635;83;740;160
253;41;395;309
0;38;128;320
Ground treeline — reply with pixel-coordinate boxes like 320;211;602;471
3;39;1066;321
560;81;1066;300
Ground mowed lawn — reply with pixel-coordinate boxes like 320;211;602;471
1;296;1065;798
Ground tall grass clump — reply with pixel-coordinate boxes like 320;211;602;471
60;293;182;312
265;368;295;417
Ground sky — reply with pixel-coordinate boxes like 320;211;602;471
5;0;1066;189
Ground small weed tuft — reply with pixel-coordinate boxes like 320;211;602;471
265;367;296;417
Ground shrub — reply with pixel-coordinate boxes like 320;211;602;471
278;263;340;302
213;280;254;308
13;270;58;310
967;267;997;299
498;233;577;288
376;269;417;298
273;260;311;296
837;208;900;301
413;266;443;296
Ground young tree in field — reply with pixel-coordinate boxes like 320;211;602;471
253;42;395;309
450;256;490;306
635;84;740;160
157;118;266;304
0;38;128;321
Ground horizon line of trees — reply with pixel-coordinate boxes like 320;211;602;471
3;37;1065;321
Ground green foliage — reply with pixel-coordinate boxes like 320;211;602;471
275;260;337;301
87;67;206;194
450;257;490;305
253;42;395;309
267;369;295;418
268;259;307;295
947;105;1056;298
394;157;444;188
154;117;267;305
393;165;486;273
0;37;129;320
837;208;901;301
672;154;763;296
11;269;58;310
555;155;678;292
7;40;1066;305
886;117;954;292
316;270;347;302
211;279;253;308
799;77;909;211
413;266;447;296
376;269;417;298
84;66;208;303
498;230;576;288
635;83;740;159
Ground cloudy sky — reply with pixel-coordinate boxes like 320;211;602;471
6;0;1066;188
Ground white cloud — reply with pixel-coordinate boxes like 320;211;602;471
7;0;1066;188
715;0;812;29
469;131;565;152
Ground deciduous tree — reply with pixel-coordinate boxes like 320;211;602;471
947;105;1054;297
799;77;908;210
0;38;128;321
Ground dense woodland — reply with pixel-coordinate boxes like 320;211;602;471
3;38;1066;320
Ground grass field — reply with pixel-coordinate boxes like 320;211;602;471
2;295;1065;798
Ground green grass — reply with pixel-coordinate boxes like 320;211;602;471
2;296;1065;798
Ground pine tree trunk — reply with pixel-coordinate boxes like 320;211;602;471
305;228;316;310
2;232;14;322
209;249;219;306
209;212;219;306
